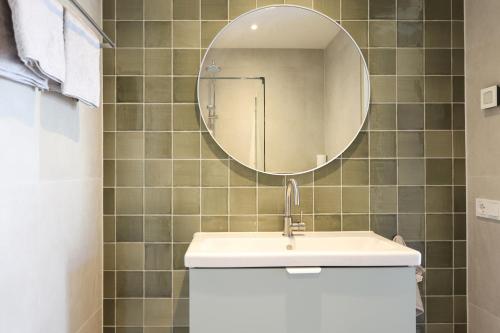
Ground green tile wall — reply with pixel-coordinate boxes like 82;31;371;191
103;0;466;332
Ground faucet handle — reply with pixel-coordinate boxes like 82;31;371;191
292;211;306;231
291;221;306;232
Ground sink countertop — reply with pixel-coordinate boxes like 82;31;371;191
184;231;421;268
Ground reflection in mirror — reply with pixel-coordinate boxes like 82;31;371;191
198;5;370;175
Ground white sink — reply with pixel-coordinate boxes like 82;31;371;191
184;231;421;268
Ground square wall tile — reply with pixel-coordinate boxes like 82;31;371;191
397;0;423;20
116;188;143;214
116;243;144;270
398;159;425;185
145;104;172;131
369;104;396;130
202;159;229;186
145;271;172;298
370;159;397;185
145;216;172;242
145;49;171;75
202;21;227;48
173;132;200;158
145;132;172;158
117;0;143;19
398;104;424;130
398;132;424;157
117;218;143;243
369;49;396;75
173;21;201;48
314;187;341;214
116;49;143;75
116;104;143;131
313;0;340;20
145;0;172;19
173;160;201;186
370;0;396;19
173;0;200;19
145;188;172;214
397;76;424;102
116;21;143;47
173;188;200;214
116;299;143;326
173;104;200;131
116;271;143;297
174;49;201;75
426;133;452;158
202;188;228;215
370;21;396;47
397;49;423;75
342;187;369;213
370;186;397;213
397;22;423;47
144;299;173;326
342;159;369;185
341;21;368;48
145;160;172;187
145;243;172;270
426;0;451;20
202;0;228;20
425;22;451;48
173;77;198;103
371;214;397;239
145;77;171;103
173;216;200;242
315;215;341;231
117;77;143;103
370;132;396;157
341;0;368;19
229;0;256;19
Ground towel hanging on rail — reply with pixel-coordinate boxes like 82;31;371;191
0;0;48;88
62;10;100;107
7;0;66;86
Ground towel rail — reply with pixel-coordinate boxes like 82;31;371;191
61;0;115;48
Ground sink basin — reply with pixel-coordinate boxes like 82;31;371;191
184;231;421;268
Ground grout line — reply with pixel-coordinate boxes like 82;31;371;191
170;0;174;325
142;1;146;327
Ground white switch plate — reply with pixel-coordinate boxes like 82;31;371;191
476;198;500;220
480;86;499;110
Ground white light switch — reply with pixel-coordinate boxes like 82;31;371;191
476;198;500;220
481;86;499;110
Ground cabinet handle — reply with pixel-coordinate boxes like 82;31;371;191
286;267;322;275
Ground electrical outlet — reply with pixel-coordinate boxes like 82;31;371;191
476;198;500;220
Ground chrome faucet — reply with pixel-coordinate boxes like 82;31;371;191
283;179;305;237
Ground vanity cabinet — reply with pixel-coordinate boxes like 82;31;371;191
190;267;416;333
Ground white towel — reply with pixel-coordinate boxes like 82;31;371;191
61;10;100;108
0;0;47;88
7;0;65;85
392;235;425;317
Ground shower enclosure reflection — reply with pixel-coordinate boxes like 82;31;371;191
200;74;265;170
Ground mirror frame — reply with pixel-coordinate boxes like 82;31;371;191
197;4;371;176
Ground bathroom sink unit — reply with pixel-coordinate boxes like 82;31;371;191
185;231;421;267
186;232;421;333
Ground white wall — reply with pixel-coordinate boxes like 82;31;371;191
323;31;365;159
466;0;500;331
0;1;102;332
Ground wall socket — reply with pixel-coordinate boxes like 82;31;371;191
480;85;500;110
476;198;500;220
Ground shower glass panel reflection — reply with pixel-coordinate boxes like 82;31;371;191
199;77;266;171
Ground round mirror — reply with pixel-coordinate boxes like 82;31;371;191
198;5;370;175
